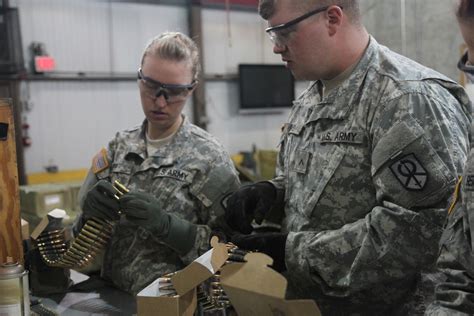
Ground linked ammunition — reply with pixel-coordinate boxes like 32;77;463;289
227;254;246;262
159;277;172;284
159;284;175;291
83;224;103;236
114;180;129;194
36;238;65;246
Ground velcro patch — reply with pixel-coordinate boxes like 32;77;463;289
92;148;110;174
389;153;428;191
156;167;192;183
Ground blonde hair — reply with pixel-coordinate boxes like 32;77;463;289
140;32;201;81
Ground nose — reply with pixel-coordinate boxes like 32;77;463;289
154;95;168;108
273;41;287;54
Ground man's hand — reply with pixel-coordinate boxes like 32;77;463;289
231;232;287;272
224;182;277;234
82;180;120;221
119;191;197;254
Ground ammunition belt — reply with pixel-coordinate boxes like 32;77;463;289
36;180;128;269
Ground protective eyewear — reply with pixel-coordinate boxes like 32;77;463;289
137;68;196;103
265;6;340;46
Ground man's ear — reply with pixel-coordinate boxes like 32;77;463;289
326;5;343;36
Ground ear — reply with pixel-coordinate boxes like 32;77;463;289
326;5;343;36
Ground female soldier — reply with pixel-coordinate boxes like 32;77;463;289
75;32;240;294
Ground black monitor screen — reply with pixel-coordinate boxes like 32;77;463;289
238;64;294;111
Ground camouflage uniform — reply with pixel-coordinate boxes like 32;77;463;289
425;151;474;316
75;116;240;294
271;37;472;315
425;55;474;316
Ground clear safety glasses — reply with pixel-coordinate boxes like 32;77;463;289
137;68;196;104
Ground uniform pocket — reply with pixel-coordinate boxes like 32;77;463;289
288;144;345;218
303;145;345;218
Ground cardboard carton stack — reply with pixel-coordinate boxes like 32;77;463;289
137;238;321;316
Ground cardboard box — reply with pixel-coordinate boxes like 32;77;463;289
220;252;321;316
137;237;228;316
137;280;197;316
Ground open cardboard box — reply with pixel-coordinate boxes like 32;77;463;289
136;237;228;316
220;252;321;316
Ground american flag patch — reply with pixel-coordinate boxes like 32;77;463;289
92;148;110;174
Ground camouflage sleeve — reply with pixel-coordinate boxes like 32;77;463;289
268;124;288;200
72;169;98;236
286;91;470;296
427;152;474;315
72;136;118;236
427;205;474;315
180;155;240;264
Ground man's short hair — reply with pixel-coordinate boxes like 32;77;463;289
259;0;361;25
457;0;474;21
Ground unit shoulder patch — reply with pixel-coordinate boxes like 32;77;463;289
389;153;428;191
92;148;110;174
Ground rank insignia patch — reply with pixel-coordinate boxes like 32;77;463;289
294;150;310;174
92;147;110;174
389;153;427;191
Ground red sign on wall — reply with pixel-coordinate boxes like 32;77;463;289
34;56;56;72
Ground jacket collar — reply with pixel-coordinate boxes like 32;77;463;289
302;36;375;124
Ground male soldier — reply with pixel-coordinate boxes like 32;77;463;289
223;0;472;314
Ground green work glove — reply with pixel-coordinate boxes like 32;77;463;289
119;191;197;254
82;180;120;221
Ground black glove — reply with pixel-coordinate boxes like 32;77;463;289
225;182;276;234
82;180;120;221
119;191;197;254
231;232;287;272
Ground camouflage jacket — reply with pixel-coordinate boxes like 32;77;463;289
271;37;472;315
425;150;474;316
76;116;240;294
426;71;474;315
